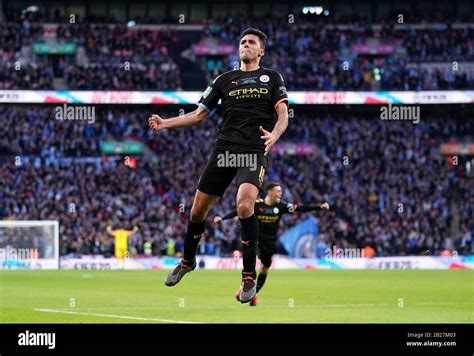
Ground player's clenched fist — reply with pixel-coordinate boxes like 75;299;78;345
320;202;330;210
148;114;165;132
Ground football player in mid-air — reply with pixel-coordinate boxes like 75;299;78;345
214;182;330;306
149;28;289;303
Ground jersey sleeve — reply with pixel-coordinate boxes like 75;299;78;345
280;202;296;215
197;75;223;114
222;210;238;220
125;230;135;238
294;204;323;212
271;71;289;110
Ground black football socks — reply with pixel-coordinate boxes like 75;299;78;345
239;214;259;279
256;272;267;293
183;219;205;265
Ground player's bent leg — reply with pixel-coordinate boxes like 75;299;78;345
183;189;217;261
236;183;259;303
257;265;270;293
165;189;217;287
249;265;270;307
256;264;270;297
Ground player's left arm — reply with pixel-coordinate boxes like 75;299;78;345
260;102;288;156
260;72;289;156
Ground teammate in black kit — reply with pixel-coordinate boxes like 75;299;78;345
214;182;330;306
148;28;289;303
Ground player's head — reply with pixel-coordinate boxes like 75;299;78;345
265;182;282;204
239;28;267;64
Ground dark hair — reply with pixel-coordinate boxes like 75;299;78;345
240;28;267;49
265;182;281;192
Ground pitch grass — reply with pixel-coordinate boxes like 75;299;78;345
1;270;472;323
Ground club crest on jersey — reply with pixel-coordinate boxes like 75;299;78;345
259;75;270;83
273;207;279;214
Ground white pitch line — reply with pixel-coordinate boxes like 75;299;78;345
34;308;200;324
320;303;383;307
32;303;422;311
35;304;384;311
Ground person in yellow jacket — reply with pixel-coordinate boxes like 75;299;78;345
106;225;139;259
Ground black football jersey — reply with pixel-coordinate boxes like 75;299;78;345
254;198;296;240
198;67;288;153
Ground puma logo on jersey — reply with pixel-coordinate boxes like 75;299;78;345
193;234;203;240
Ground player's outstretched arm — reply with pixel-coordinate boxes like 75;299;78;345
213;210;238;224
294;202;330;212
148;106;208;132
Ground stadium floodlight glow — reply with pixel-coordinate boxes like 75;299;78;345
26;6;39;12
21;5;39;16
127;20;136;27
303;6;325;15
324;9;330;16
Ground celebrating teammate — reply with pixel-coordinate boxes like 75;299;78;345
148;28;289;303
214;182;330;306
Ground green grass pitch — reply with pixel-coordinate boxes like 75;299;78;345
1;270;472;323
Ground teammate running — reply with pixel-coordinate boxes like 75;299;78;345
148;28;289;303
214;182;330;306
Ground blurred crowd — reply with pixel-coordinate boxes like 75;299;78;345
0;105;472;258
56;24;182;90
1;14;473;90
203;18;474;90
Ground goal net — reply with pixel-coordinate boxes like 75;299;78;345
0;220;59;270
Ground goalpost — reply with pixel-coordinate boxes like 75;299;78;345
0;220;60;270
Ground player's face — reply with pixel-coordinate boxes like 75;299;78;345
268;186;283;204
239;34;264;63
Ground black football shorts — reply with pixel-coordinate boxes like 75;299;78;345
197;150;267;197
257;238;276;268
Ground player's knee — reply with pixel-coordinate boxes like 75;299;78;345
190;205;208;223
260;258;272;269
236;200;254;218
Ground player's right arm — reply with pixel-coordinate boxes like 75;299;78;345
149;74;223;132
213;210;238;224
148;106;208;131
281;202;330;215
